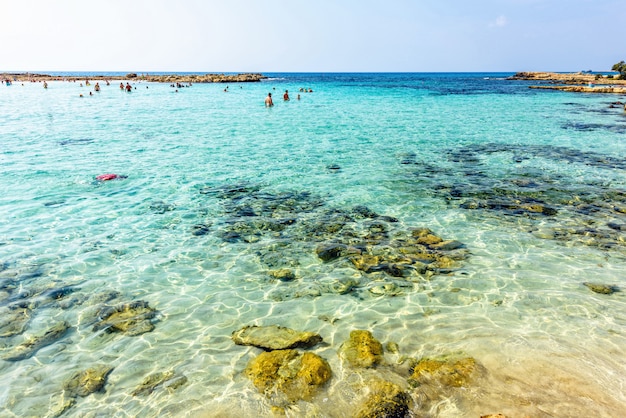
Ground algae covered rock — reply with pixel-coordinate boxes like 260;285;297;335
355;380;413;418
244;349;331;403
2;321;70;361
63;365;113;397
583;282;618;295
93;300;158;336
408;357;479;388
232;325;323;350
339;330;384;368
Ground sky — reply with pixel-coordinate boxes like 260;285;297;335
2;0;625;73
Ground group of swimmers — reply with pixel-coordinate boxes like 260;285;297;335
119;82;133;92
6;77;317;105
265;87;312;107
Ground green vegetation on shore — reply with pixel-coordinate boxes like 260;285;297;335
612;60;626;79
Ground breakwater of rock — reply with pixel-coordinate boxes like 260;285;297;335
1;72;267;83
510;71;626;94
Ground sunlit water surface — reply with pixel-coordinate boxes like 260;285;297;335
1;73;626;417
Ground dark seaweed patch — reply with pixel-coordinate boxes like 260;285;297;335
59;138;95;146
562;122;626;133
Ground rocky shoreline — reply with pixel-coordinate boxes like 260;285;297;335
509;71;626;94
1;72;267;83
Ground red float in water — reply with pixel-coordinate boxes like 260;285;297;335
96;173;123;181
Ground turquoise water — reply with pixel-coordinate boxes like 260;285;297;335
1;73;626;417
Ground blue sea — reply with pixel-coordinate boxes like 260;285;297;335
1;73;626;417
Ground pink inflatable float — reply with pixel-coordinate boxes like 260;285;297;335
95;174;126;181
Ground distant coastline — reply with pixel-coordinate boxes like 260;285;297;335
1;72;267;83
510;71;626;94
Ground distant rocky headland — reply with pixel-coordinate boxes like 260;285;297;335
509;71;626;94
1;72;267;83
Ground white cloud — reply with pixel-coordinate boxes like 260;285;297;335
490;15;509;28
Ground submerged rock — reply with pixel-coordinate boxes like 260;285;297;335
368;282;405;297
232;325;323;350
583;282;619;295
163;375;188;392
244;349;331;404
2;321;70;361
148;200;175;214
408;357;479;388
190;223;211;236
352;205;380;219
355;380;413;418
132;371;173;396
316;243;348;262
339;330;384;368
0;307;30;338
93;300;158;336
131;370;178;396
268;268;296;282
63;365;113;397
325;277;358;295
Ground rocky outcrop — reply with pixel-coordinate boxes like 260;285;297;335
510;71;626;85
529;85;626;94
509;72;626;94
1;72;267;83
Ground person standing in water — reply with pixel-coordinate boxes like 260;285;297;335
283;90;290;101
265;92;274;107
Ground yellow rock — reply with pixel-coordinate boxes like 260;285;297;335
409;357;478;388
355;380;413;418
339;330;384;368
244;349;331;403
415;234;443;246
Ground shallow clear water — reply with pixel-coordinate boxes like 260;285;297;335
1;73;626;417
